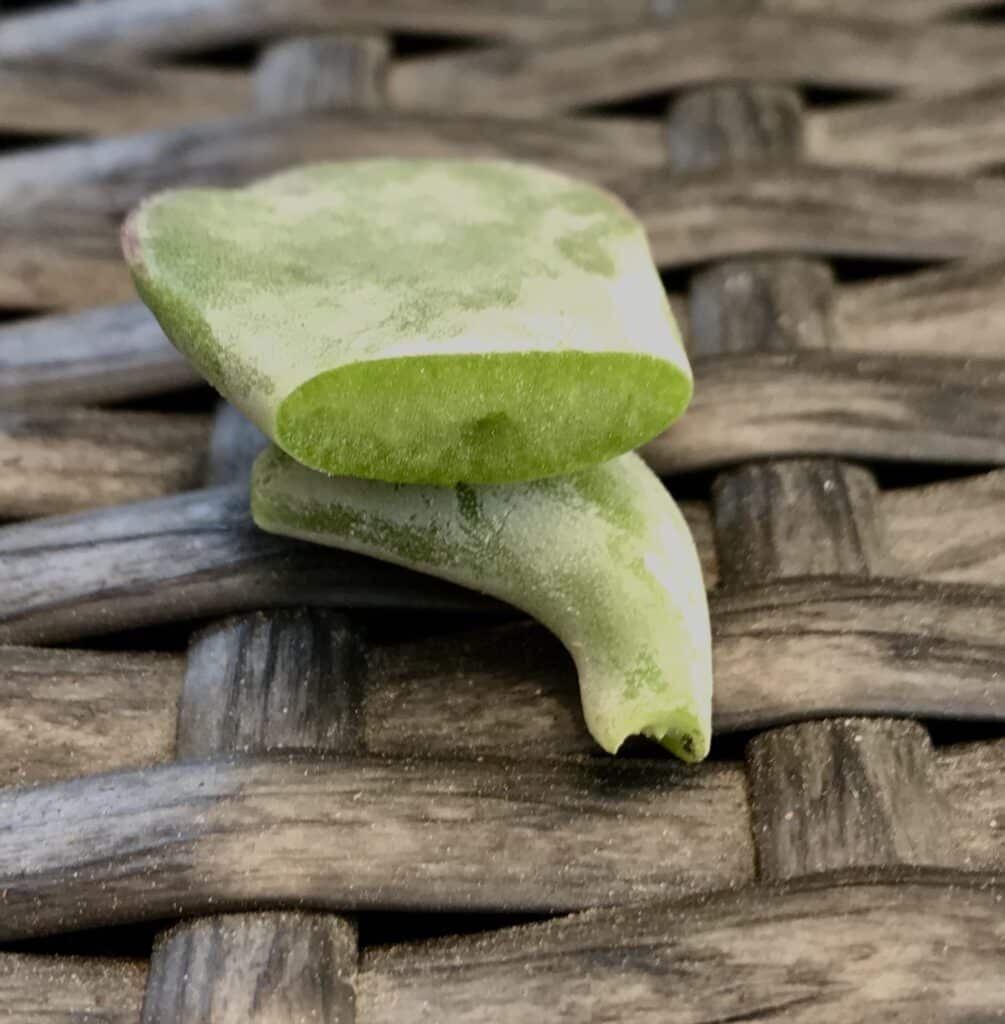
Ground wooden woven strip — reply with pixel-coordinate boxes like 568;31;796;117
4;872;1003;1023
145;914;356;1024
0;59;250;137
5;576;1004;785
0;952;146;1024
3;0;996;61
835;258;1005;360
0;303;200;408
142;613;363;1023
0;407;210;518
748;719;952;875
807;84;1005;175
666;83;954;882
358;874;1005;1023
884;469;1005;585
0;484;494;645
387;15;1005;118
643;351;1005;474
0;755;755;940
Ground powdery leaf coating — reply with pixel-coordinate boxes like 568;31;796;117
252;446;713;761
122;159;692;485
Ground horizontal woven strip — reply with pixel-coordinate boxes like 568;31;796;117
3;582;1004;787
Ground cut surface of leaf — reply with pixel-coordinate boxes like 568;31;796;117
123;159;692;485
252;446;713;760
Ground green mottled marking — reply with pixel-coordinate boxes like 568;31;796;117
123;158;692;484
252;446;713;761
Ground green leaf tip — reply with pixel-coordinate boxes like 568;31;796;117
123;158;692;486
251;445;713;761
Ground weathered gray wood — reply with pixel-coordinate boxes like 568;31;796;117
0;755;754;940
668;85;804;174
178;610;365;760
808;83;1005;175
686;258;834;357
0;0;686;57
204;404;268;487
747;719;951;878
4;575;1002;780
835;258;1005;360
152;612;362;1023
0;485;497;645
388;15;1005;117
4;872;1004;1023
0;407;210;519
255;35;390;115
0;953;147;1024
673;83;958;895
0;646;182;790
0;0;995;61
628;163;1005;270
0;302;201;408
359;874;1005;1023
882;468;1005;586
938;741;1005;871
711;577;1005;730
0;58;250;137
642;351;1005;474
144;915;356;1024
711;460;885;583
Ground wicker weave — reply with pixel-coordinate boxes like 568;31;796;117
1;2;1003;1021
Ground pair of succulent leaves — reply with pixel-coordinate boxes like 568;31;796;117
125;159;711;761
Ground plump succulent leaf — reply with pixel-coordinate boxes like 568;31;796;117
251;445;713;760
123;159;692;486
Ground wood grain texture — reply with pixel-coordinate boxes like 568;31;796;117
0;485;496;645
938;741;1005;871
0;407;210;518
0;755;754;940
0;0;689;56
883;469;1005;586
747;719;950;878
687;258;834;357
0;59;250;137
0;953;146;1024
4;575;1002;780
642;351;1005;474
3;873;1003;1023
0;302;201;408
835;258;1005;360
808;84;1005;175
388;15;1005;117
711;461;885;583
0;0;996;60
711;577;1005;731
359;875;1005;1024
628;163;1005;269
255;34;390;114
667;85;805;174
143;915;356;1024
178;610;365;760
0;646;182;790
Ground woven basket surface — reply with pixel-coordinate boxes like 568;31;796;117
0;2;1003;1021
